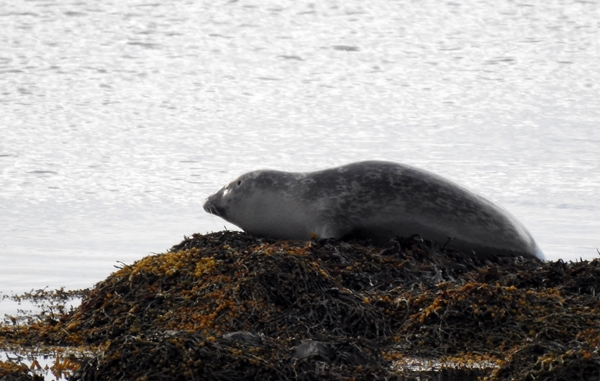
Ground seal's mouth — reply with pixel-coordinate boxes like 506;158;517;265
203;200;224;217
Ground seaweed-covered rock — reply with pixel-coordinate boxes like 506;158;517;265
491;342;600;381
0;360;42;381
2;231;600;381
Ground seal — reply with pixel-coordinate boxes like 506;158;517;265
203;161;543;259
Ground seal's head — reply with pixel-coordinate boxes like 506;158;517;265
203;172;255;220
203;170;309;239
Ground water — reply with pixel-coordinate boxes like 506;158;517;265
1;0;599;301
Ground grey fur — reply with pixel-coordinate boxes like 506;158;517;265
203;161;543;259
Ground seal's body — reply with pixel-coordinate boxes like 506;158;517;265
203;161;542;259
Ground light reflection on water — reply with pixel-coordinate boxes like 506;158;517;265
1;0;599;296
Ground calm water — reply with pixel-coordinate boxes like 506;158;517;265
1;0;599;300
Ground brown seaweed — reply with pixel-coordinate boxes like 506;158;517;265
1;231;599;380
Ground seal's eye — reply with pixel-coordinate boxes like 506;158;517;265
237;180;242;186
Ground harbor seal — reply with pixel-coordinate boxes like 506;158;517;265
203;161;543;259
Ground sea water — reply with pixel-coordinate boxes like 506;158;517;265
1;0;599;303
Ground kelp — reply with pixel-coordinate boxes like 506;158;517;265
1;231;599;380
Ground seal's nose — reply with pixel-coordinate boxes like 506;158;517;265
202;199;211;213
203;197;223;216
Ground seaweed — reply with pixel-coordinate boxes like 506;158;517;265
0;359;43;381
1;231;599;380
